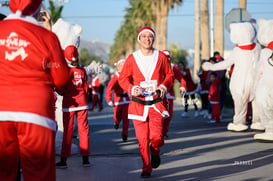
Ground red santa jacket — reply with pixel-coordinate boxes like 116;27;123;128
119;49;174;121
197;70;209;94
166;64;186;100
0;16;71;131
58;67;88;112
209;78;220;104
89;76;100;95
105;72;130;106
181;68;197;94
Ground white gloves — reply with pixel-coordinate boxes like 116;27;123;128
179;87;186;95
108;101;114;107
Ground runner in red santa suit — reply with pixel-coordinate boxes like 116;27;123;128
162;50;187;138
89;73;104;111
119;27;174;178
177;61;199;117
208;72;221;123
105;59;130;142
0;0;71;180
56;45;90;168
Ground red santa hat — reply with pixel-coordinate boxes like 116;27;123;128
137;27;156;42
64;45;79;63
9;0;42;16
162;50;171;59
114;58;126;66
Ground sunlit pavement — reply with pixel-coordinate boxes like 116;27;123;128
56;99;273;181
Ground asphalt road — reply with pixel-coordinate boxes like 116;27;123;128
56;99;273;181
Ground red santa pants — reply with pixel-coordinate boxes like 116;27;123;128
61;110;90;157
133;108;164;173
113;104;129;136
163;99;173;135
0;121;56;181
211;103;220;122
90;94;103;110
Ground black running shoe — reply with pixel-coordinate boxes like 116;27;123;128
122;135;128;142
140;172;151;178
56;160;67;169
82;156;91;167
151;155;161;168
114;123;119;129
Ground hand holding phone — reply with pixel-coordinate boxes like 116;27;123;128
38;10;52;31
38;12;46;22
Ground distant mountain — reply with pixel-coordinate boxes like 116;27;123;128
79;40;111;63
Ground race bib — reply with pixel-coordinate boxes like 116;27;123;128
140;80;157;96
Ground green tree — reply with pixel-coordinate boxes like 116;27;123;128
47;0;63;24
168;43;188;66
108;0;154;65
79;48;103;66
109;0;183;64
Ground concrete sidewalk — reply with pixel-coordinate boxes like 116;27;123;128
56;101;273;181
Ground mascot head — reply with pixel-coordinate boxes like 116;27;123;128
257;18;273;47
230;21;256;45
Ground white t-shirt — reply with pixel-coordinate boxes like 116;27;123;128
138;51;156;79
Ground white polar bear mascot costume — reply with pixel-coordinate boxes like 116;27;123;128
254;19;273;142
52;18;101;154
203;21;264;132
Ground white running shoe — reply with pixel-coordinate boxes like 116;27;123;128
199;110;205;116
194;111;199;117
227;123;248;132
181;112;188;117
250;122;265;132
207;119;216;124
254;132;273;142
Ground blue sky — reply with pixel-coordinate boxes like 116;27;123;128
1;0;273;50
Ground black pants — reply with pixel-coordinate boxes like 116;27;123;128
99;85;105;102
184;94;198;112
200;93;209;110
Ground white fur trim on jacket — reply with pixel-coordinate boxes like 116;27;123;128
62;105;89;112
0;111;57;131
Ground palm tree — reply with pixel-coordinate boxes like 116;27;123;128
109;0;183;64
193;0;201;80
153;0;182;50
214;0;224;56
201;0;210;60
109;0;154;64
48;0;63;24
128;0;154;51
109;0;155;64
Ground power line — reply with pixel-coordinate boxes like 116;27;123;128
63;11;273;20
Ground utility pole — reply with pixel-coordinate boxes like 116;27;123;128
239;0;247;9
214;0;224;56
193;0;201;80
209;0;214;57
201;0;210;60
